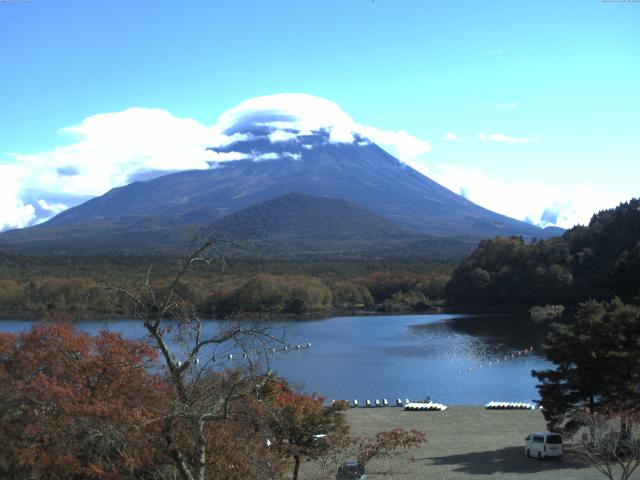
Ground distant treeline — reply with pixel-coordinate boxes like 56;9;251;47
0;255;454;319
446;198;640;307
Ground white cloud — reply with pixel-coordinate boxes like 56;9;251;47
1;107;254;230
268;129;299;143
285;152;302;161
485;49;504;55
207;151;250;162
246;151;303;162
0;164;37;230
38;199;67;214
443;133;458;141
478;132;531;144
7;108;245;199
252;152;280;161
356;125;432;159
219;93;355;138
218;93;432;161
422;163;621;228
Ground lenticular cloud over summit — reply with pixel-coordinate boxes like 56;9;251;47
218;93;433;154
219;93;357;142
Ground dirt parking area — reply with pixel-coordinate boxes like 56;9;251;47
302;406;628;480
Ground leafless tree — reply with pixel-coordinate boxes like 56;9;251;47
310;428;426;479
576;409;640;480
111;238;287;480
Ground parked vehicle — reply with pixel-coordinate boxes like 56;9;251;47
336;460;366;480
524;431;563;459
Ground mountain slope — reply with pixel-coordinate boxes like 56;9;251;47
0;192;479;258
212;192;411;241
41;133;554;240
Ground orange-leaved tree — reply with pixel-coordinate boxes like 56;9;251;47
266;380;349;480
0;323;168;479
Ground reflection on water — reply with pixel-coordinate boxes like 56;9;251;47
0;313;552;405
268;313;552;405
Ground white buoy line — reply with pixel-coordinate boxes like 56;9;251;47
457;346;535;376
338;398;447;411
177;341;312;366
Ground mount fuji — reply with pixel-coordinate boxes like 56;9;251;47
0;95;561;256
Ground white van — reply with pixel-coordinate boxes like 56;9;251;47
524;432;563;459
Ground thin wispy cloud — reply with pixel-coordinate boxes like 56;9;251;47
443;133;458;141
477;132;532;144
485;49;504;55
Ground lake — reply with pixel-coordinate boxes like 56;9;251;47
0;313;552;405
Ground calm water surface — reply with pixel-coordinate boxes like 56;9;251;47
0;313;552;405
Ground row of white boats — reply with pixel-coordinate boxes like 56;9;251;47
343;398;448;410
485;401;536;410
339;399;536;411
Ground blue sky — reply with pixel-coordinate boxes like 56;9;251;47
1;0;639;230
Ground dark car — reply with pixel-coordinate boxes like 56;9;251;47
336;460;366;480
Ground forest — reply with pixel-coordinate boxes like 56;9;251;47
1;199;638;320
446;198;640;308
0;254;454;320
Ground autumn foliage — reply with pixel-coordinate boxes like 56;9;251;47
0;324;426;479
0;323;165;479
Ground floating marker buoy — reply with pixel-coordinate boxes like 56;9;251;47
228;354;233;360
307;342;311;348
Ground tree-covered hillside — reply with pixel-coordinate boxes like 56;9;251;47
446;198;640;307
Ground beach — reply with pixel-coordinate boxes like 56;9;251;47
301;406;622;479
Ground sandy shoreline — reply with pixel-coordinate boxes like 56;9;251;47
300;406;623;480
